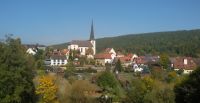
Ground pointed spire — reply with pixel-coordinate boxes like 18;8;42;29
90;20;95;40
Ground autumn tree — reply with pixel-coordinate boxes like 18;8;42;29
36;75;59;103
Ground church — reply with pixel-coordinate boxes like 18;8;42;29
68;21;96;56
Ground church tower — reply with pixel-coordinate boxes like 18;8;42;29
89;20;96;55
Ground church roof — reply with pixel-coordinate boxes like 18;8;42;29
70;40;93;47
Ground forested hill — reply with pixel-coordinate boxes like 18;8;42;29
96;29;200;57
50;29;200;57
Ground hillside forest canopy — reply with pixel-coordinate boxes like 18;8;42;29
51;29;200;57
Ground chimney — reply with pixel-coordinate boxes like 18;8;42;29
184;58;188;65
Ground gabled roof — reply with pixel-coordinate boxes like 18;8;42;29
94;53;112;59
170;57;197;70
50;55;67;60
114;57;131;63
70;40;93;47
61;49;69;55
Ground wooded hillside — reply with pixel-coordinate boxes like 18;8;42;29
50;29;200;57
96;29;200;57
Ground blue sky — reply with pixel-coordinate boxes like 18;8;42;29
0;0;200;45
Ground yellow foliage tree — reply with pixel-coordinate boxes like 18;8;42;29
36;76;59;103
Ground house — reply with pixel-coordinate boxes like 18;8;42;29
170;57;197;74
134;56;146;65
26;48;37;55
114;56;132;67
37;45;46;51
110;53;138;67
132;63;143;72
49;55;67;66
94;53;116;65
104;48;116;56
25;44;46;55
127;53;138;61
61;49;70;59
25;44;38;55
68;21;96;56
134;55;160;65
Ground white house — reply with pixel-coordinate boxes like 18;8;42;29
26;48;37;55
132;63;143;72
131;54;138;61
68;21;96;56
25;44;46;55
49;55;67;66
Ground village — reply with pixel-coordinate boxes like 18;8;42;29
25;22;200;76
1;0;200;103
21;23;200;102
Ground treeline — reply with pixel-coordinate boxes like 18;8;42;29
96;29;200;57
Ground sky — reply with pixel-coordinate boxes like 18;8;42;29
0;0;200;45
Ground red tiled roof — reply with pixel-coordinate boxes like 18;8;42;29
94;53;112;59
52;51;62;55
171;57;197;70
114;56;131;63
127;53;133;58
61;49;69;54
135;56;146;64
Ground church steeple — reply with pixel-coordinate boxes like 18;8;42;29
90;20;95;40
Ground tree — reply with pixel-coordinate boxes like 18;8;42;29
159;53;170;69
68;49;74;61
36;75;59;103
34;49;45;70
96;71;119;90
114;59;123;72
34;49;44;61
0;36;35;103
174;67;200;103
126;77;175;103
96;71;124;101
144;82;175;103
126;78;147;103
64;61;75;78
